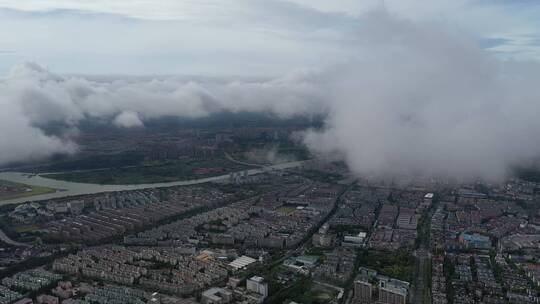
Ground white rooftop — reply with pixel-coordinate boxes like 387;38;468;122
229;255;257;270
249;276;265;283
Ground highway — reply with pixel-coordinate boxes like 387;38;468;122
0;228;30;247
224;152;268;168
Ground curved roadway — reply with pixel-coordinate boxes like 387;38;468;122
0;229;30;247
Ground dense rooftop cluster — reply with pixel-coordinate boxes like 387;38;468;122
1;161;540;304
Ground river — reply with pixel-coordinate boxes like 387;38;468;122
0;160;305;205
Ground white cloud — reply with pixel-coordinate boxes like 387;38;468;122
0;5;539;180
0;71;77;164
0;1;539;75
113;110;143;128
302;10;540;181
0;61;325;166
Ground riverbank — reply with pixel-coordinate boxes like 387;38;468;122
0;160;306;206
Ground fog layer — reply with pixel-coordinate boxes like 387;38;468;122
1;11;540;180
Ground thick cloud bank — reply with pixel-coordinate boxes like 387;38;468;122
303;12;540;181
0;62;326;166
1;11;540;180
113;111;144;128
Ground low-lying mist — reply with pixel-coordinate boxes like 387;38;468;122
1;10;540;181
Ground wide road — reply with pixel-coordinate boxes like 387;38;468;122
0;228;30;247
0;160;307;206
411;202;437;304
224;152;268;168
412;248;431;304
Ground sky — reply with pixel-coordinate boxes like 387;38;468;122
0;0;539;76
1;1;540;181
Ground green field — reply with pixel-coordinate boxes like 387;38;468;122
42;157;251;185
13;224;40;233
357;249;415;282
310;283;340;303
267;277;339;304
0;180;56;201
277;206;297;215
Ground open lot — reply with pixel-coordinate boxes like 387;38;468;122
43;157;251;184
277;206;298;215
357;249;415;282
0;180;56;201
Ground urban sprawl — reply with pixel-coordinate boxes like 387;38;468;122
1;160;540;304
